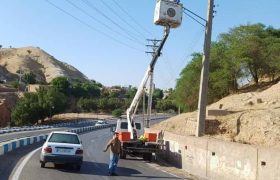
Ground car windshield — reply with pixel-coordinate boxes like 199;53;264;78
48;133;80;144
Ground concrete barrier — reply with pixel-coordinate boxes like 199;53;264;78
148;128;279;180
207;138;257;180
0;124;114;156
257;148;280;180
182;135;208;179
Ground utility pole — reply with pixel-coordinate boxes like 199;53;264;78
17;67;23;92
145;39;160;128
196;0;214;137
145;39;161;56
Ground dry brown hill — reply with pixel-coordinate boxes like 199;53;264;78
152;82;280;148
0;46;88;83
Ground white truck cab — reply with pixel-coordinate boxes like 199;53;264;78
115;118;144;139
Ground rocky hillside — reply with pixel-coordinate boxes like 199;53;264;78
152;82;280;148
0;47;88;83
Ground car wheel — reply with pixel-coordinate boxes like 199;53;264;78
143;153;152;161
54;163;59;168
40;162;45;168
75;164;81;171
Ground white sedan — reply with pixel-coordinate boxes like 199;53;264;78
95;120;108;126
40;131;83;170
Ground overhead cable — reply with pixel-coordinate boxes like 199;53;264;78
81;0;145;46
45;0;143;52
100;0;147;39
183;7;207;23
65;0;143;47
183;11;206;27
111;0;155;37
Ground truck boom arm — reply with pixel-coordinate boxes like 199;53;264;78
126;26;170;139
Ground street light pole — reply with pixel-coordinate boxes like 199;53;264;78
196;0;214;137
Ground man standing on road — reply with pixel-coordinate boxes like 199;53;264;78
103;132;121;176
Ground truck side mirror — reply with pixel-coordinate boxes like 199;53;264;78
110;126;116;132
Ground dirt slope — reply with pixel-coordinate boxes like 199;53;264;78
0;47;88;83
152;82;280;148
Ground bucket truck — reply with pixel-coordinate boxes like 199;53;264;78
113;0;183;160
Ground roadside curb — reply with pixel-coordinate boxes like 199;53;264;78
0;124;114;156
0;134;48;156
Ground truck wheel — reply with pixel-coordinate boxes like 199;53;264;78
143;153;152;161
120;150;126;159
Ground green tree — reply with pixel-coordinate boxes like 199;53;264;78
50;77;70;95
81;82;101;98
156;99;177;113
44;88;67;115
263;27;280;80
72;82;84;97
125;86;137;99
174;24;280;113
219;23;280;84
174;53;202;112
109;91;119;98
72;81;101;98
208;42;239;101
153;88;163;100
112;108;123;118
98;98;109;112
11;88;67;126
23;72;36;84
77;98;98;112
11;93;41;126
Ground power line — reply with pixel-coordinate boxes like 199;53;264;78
100;0;147;40
45;0;143;52
81;0;145;46
111;0;155;37
184;11;206;27
183;7;207;23
65;0;143;47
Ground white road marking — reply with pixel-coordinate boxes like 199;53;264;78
10;147;41;180
146;162;181;178
134;156;181;178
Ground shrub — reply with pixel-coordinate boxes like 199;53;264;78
112;108;123;118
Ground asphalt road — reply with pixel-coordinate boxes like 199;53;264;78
13;128;182;180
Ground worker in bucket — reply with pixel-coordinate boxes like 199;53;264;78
103;132;121;176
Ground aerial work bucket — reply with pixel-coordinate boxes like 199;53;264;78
154;0;183;28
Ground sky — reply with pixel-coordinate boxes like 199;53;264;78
0;0;279;89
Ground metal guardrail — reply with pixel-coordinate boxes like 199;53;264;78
0;126;51;135
0;124;114;156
